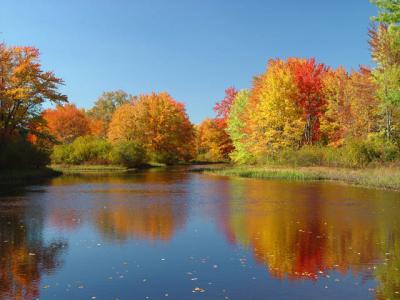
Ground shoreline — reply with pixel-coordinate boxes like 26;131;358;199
195;165;400;192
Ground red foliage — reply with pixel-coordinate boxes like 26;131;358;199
289;58;329;144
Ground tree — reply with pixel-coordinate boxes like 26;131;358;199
0;44;67;144
196;118;227;162
43;104;91;143
213;87;237;158
226;90;252;163
108;92;195;163
371;0;400;24
87;90;132;137
369;23;400;141
321;67;379;145
289;58;329;144
247;59;305;155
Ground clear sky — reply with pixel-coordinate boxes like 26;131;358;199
1;0;377;123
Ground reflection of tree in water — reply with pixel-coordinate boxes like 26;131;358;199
93;170;189;242
216;179;400;294
95;200;186;242
0;204;67;300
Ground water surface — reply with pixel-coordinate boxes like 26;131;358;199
0;167;399;299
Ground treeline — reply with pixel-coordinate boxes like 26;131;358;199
197;1;400;167
1;0;400;170
0;44;195;169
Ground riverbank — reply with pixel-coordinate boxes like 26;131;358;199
50;164;131;174
0;168;62;184
197;165;400;191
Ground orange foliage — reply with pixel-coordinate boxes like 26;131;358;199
196;118;229;161
42;104;91;143
108;92;195;163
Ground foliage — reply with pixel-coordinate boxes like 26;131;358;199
51;136;112;165
108;92;195;164
226;90;252;163
87;90;132;137
109;141;146;168
196;118;228;162
289;58;328;144
369;23;400;141
212;87;237;158
371;0;400;24
0;138;50;169
0;44;67;145
247;59;305;155
43;104;92;143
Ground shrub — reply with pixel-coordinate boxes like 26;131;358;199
255;138;399;168
51;136;112;165
0;138;50;169
109;141;146;168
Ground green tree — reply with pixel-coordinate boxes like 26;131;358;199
371;0;400;24
226;90;252;163
87;90;133;136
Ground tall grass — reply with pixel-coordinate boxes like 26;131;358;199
200;166;400;191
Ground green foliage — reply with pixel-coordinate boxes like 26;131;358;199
255;138;399;168
371;0;400;24
51;136;112;165
0;138;50;169
227;90;253;164
88;90;132;124
109;141;146;168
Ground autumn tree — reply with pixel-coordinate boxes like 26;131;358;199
43;104;91;143
247;59;305;155
289;58;329;144
226;90;252;163
213;87;237;158
321;67;379;145
0;44;67;144
196;118;228;162
87;90;132;137
369;21;400;141
108;92;195;163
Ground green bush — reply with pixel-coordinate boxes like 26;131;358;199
51;136;112;165
109;141;146;168
256;138;400;168
0;138;50;169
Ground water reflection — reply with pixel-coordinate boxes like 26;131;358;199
0;169;400;299
214;178;400;297
0;198;67;300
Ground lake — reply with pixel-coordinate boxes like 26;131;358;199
0;167;399;299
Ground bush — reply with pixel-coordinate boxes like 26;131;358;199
0;138;50;169
109;141;146;168
51;136;112;165
255;138;400;168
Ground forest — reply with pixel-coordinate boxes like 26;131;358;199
1;0;400;174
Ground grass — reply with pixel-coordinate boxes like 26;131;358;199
50;164;130;174
197;165;400;191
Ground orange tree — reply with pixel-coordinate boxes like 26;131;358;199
108;92;195;163
0;44;67;144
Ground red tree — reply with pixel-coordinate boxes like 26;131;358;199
289;58;328;144
213;87;238;157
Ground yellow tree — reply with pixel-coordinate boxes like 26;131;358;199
247;59;304;156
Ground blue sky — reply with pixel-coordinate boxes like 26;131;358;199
1;0;376;123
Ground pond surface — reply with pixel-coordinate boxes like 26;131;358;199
0;167;400;300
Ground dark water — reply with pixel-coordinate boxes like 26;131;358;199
0;167;400;300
